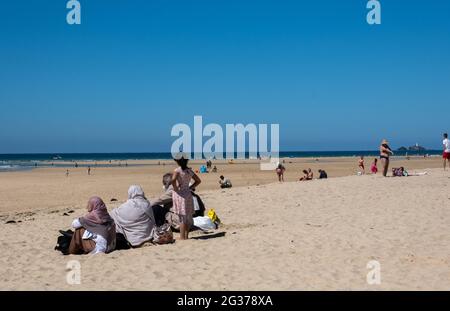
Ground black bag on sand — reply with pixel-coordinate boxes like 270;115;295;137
115;232;131;250
54;229;73;255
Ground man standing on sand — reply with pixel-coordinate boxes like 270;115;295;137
443;133;450;170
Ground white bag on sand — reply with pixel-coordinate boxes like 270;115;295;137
193;196;200;211
193;216;216;230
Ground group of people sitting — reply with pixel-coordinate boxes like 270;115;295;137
276;163;328;182
200;160;217;173
58;157;206;255
299;168;327;181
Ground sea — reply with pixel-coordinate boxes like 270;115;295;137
0;150;442;172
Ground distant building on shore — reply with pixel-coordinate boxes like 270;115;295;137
397;143;426;152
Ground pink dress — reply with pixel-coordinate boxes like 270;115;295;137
371;163;378;174
172;167;194;216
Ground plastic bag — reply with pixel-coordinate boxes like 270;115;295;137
207;208;220;224
194;216;217;230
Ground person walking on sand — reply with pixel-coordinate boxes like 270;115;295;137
65;169;69;177
171;156;201;240
358;156;365;174
276;163;286;182
380;139;394;177
87;166;91;175
443;133;450;170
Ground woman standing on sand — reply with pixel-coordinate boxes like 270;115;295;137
172;156;201;240
379;139;394;177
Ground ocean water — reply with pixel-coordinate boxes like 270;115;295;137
0;150;441;172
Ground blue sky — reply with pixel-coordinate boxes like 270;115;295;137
0;0;449;153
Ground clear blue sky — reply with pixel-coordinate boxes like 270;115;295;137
0;0;449;153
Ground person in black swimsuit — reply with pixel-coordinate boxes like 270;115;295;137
379;139;394;177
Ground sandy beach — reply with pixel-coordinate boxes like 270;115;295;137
0;156;449;290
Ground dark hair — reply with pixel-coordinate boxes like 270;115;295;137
302;170;308;174
444;133;448;138
220;175;224;179
162;173;172;187
174;157;189;170
374;158;377;162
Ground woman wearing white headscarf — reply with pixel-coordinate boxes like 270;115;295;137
110;185;156;247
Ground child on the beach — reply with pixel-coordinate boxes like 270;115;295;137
171;156;201;240
371;158;378;174
358;156;365;174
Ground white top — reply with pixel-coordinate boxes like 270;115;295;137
443;139;450;153
72;219;108;254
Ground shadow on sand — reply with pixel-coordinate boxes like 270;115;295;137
191;231;226;240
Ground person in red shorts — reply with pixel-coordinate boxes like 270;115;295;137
443;133;450;170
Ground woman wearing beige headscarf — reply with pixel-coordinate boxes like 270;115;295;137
379;139;394;177
110;185;156;247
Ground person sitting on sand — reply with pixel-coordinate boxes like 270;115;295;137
392;167;409;177
69;196;116;255
276;163;286;182
299;170;308;181
371;158;378;174
380;139;394;177
219;175;232;188
172;156;202;240
318;169;328;179
299;169;314;181
152;172;206;231
358;156;365;174
307;168;314;179
151;173;174;226
110;185;156;247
